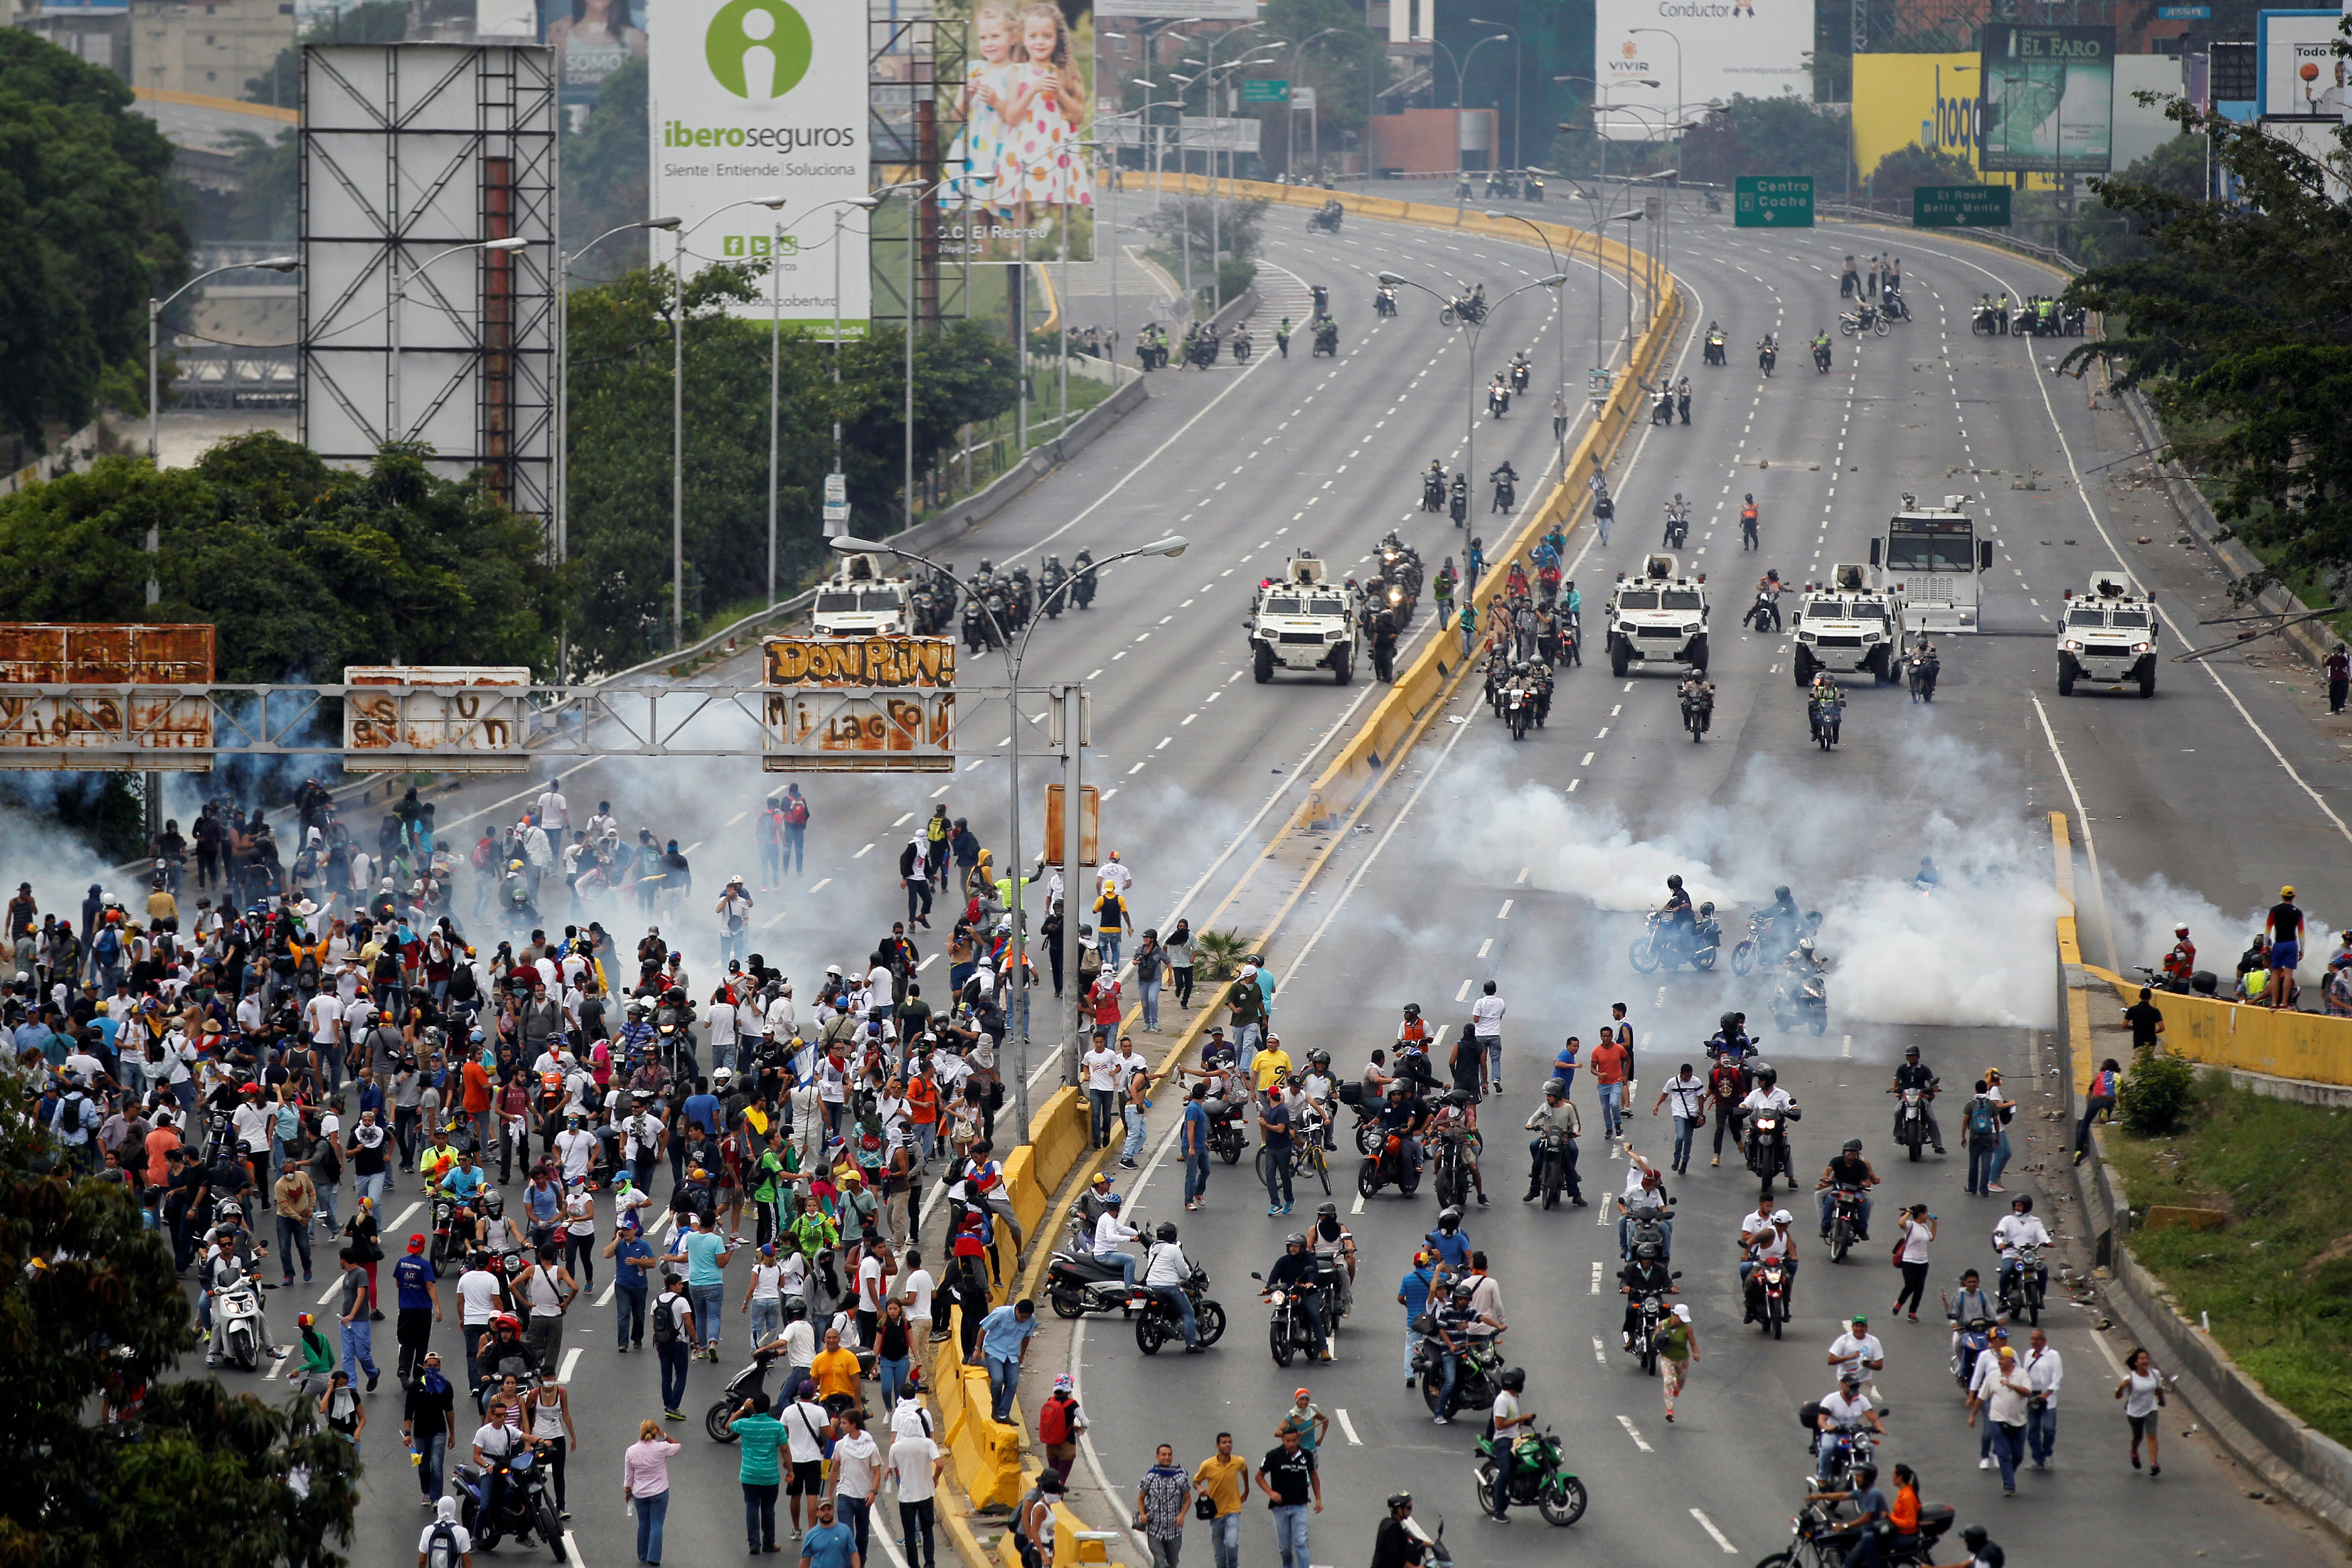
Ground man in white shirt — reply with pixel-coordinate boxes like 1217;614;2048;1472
1826;1313;1886;1401
1738;1070;1798;1186
537;782;570;832
887;1422;946;1567
554;1115;597;1186
1091;1194;1144;1289
454;1258;507;1384
897;1252;935;1360
1081;1042;1120;1149
777;1381;831;1536
1812;1375;1883;1482
764;986;796;1043
705;992;741;1073
585;801;618;847
1097;851;1133;902
2021;1326;2062;1469
1469;981;1506;1092
304;988;343;1052
1140;1228;1198;1350
1990;1196;2052;1307
829;1409;884;1557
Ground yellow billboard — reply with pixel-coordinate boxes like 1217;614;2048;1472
1853;54;2056;191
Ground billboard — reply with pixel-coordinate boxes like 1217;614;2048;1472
540;0;647;128
648;0;872;331
1980;24;2115;175
761;635;958;773
937;0;1096;263
342;667;534;773
2258;9;2349;118
1593;0;1810;134
1101;0;1253;15
0;624;214;770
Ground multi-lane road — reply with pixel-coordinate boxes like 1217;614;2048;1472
302;190;2352;1568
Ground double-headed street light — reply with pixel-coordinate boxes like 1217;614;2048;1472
390;236;531;449
1378;269;1566;525
144;252;298;603
828;531;1188;1131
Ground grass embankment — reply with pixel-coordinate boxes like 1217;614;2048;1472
2105;1072;2352;1446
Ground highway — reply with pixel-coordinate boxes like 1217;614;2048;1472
295;192;2352;1568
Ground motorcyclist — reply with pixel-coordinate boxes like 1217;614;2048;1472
1485;1366;1537;1515
1991;1194;2051;1306
1811;330;1833;369
1763;884;1802;944
1370;1494;1427;1568
1740;494;1760;550
1424;1205;1472;1272
1661;874;1694;938
1616;1149;1671;1259
1521;1078;1583;1204
1263;1231;1329;1360
1488;372;1511;415
1678;670;1715;732
1309;1201;1357;1317
1425;1090;1486;1206
1808;670;1845;736
1675;376;1692;425
1889;1045;1945;1154
1814;1139;1880;1241
1375;1082;1427;1182
1618;1239;1677;1350
2162;924;2197;983
1427;1280;1501;1424
1488;460;1519;512
1736;1195;1798;1293
1708;1009;1755;1065
1448;472;1469;527
1704;320;1726;361
1423;460;1446;511
1068;1170;1117;1254
1143;1221;1203;1352
1907;635;1940;698
1740;1063;1798;1188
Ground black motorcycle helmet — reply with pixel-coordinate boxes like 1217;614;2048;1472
1718;1012;1742;1035
1155;1221;1179;1242
1667;874;1684;891
2011;1194;2033;1214
1498;1367;1526;1393
1843;1139;1863;1153
1386;1493;1413;1514
1316;1202;1339;1222
1634;1241;1658;1261
1753;1062;1778;1089
1435;1206;1464;1233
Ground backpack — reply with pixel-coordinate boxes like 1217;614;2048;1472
93;927;120;965
423;1522;462;1568
1965;1095;2000;1145
652;1293;683;1345
62;1094;89;1133
785;797;809;827
1038;1394;1073;1446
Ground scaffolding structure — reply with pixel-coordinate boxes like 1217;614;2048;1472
869;16;970;326
298;43;557;521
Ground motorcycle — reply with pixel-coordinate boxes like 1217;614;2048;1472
1504;677;1534;741
1906;650;1939;702
1814;1426;1877;1492
1628;910;1718;973
1661;500;1689;548
1253;1273;1333;1368
704;1348;790;1441
1812;339;1833;374
1999;1245;2048;1325
1808;690;1844;749
1680;686;1713;742
1622;1195;1674;1262
1729;913;1771;977
1824;1183;1865;1264
1355;1131;1421;1199
1745;589;1777;633
1839;304;1890;338
1972;301;2001;335
1472;1427;1588;1526
1374;286;1399;318
1422;472;1446;512
1040;566;1069;619
1705;189;1722;214
1187;332;1220;368
1744;1106;1801;1196
1771;968;1830;1035
1413;1333;1503;1419
1745;1254;1792;1338
961;599;995;654
1882;290;1911;322
1492;474;1516;512
1894;1086;1931;1162
1627;1279;1677;1374
1448;480;1468;527
1048;1244;1141;1322
1524;175;1545;202
1703;331;1726;367
1486;383;1510;419
214;1274;265;1370
1312;320;1339;357
1231;329;1253;363
1758;338;1778;376
1759;1495;1958;1568
1206;1096;1249;1164
1951;1313;1995;1387
1439;296;1488;329
1509;358;1531;395
1130;1267;1225;1354
1534;1124;1578;1209
455;1444;565;1559
1307;202;1343;233
1431;1133;1472;1208
1649;386;1674;427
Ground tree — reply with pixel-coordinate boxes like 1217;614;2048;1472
0;31;188;462
1864;142;1978;202
0;1080;359;1568
243;0;409;110
2063;108;2352;595
560;54;650;275
1679;94;1851;191
1256;0;1382;170
0;432;562;680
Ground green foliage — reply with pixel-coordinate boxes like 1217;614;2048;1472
2107;1076;2352;1445
1191;928;1250;982
2119;134;2210;203
0;1079;359;1568
560;54;650;275
2064;107;2352;595
0;31;189;460
1137;196;1266;314
560;265;1018;672
2117;1052;2199;1135
1864;142;1978;202
1259;0;1381;150
0;433;560;680
1679;94;1851;191
243;0;408;110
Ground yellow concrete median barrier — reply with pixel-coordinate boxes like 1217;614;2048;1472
2093;968;2352;1087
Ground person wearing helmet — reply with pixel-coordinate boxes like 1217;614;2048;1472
1424;1206;1471;1271
1423;1087;1487;1207
1736;1194;1801;1312
1740;1063;1799;1190
2162;924;2197;985
1739;492;1759;550
1427;1281;1501;1424
1371;1494;1425;1568
1263;1233;1327;1360
1484;1366;1536;1518
1521;1077;1583;1205
1618;1239;1677;1352
1935;1523;2004;1568
1661;873;1693;935
1815;1139;1880;1242
1309;1201;1357;1318
1765;883;1802;946
1890;1045;1945;1156
1990;1194;2050;1308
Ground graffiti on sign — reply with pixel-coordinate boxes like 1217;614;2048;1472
341;666;533;772
762;636;958;689
0;622;216;767
764;689;957;773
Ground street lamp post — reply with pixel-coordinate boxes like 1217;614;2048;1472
1468;18;1523;174
558;218;677;679
1273;26;1349;178
1430;34;1511;204
1482;208;1570;478
146;253;298;602
1377;268;1566;528
874;181;941;544
390;236;531;451
829;531;1189;1133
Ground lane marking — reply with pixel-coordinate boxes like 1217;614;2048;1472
853;843;875;859
1617;1413;1654;1452
1691;1510;1738;1554
1335;1408;1363;1446
1589;1261;1602;1295
1496;900;1513;920
1593;1336;1607;1363
1476;939;1492;959
1456;978;1472;1002
809;878;831;893
558;1346;582;1384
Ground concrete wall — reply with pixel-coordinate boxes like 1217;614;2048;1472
1372;107;1498;173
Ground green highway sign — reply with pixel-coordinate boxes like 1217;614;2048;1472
1241;79;1290;103
1734;175;1814;228
1913;183;2013;228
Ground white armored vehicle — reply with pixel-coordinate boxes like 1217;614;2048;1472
1791;562;1902;685
1246;552;1357;684
812;553;914;637
2057;567;2160;697
1606;552;1711;677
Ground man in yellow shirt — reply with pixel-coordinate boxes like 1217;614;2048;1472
1192;1430;1247;1567
811;1323;864;1404
1251;1036;1294;1094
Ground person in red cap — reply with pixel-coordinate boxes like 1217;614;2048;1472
392;1230;443;1385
